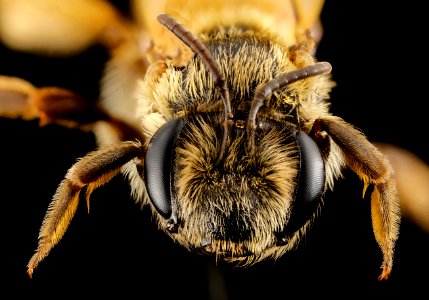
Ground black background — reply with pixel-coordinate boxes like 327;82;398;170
1;1;428;298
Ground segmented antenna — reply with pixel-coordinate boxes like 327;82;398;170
247;62;332;149
157;13;233;163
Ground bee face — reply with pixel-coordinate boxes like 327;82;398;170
144;113;325;262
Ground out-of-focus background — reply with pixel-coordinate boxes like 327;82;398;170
1;1;428;298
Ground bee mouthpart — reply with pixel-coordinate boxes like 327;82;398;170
200;239;253;259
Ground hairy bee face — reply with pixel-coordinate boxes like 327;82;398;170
144;113;325;263
139;21;329;263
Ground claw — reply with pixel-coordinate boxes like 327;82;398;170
378;264;391;281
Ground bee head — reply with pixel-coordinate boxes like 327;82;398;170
143;14;328;261
144;113;325;261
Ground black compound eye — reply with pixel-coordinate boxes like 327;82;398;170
295;131;325;203
144;118;184;218
276;131;325;242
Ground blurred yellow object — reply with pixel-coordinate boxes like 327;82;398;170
0;0;119;55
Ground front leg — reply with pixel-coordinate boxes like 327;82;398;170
311;116;401;281
27;140;144;278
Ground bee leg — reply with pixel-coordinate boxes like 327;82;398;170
0;76;40;120
27;141;144;278
0;75;144;142
311;116;401;281
375;143;429;234
288;30;316;68
289;0;325;65
292;0;325;46
0;75;100;125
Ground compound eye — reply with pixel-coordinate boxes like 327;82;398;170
144;118;184;218
295;131;325;203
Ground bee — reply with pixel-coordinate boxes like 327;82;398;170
0;0;401;282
